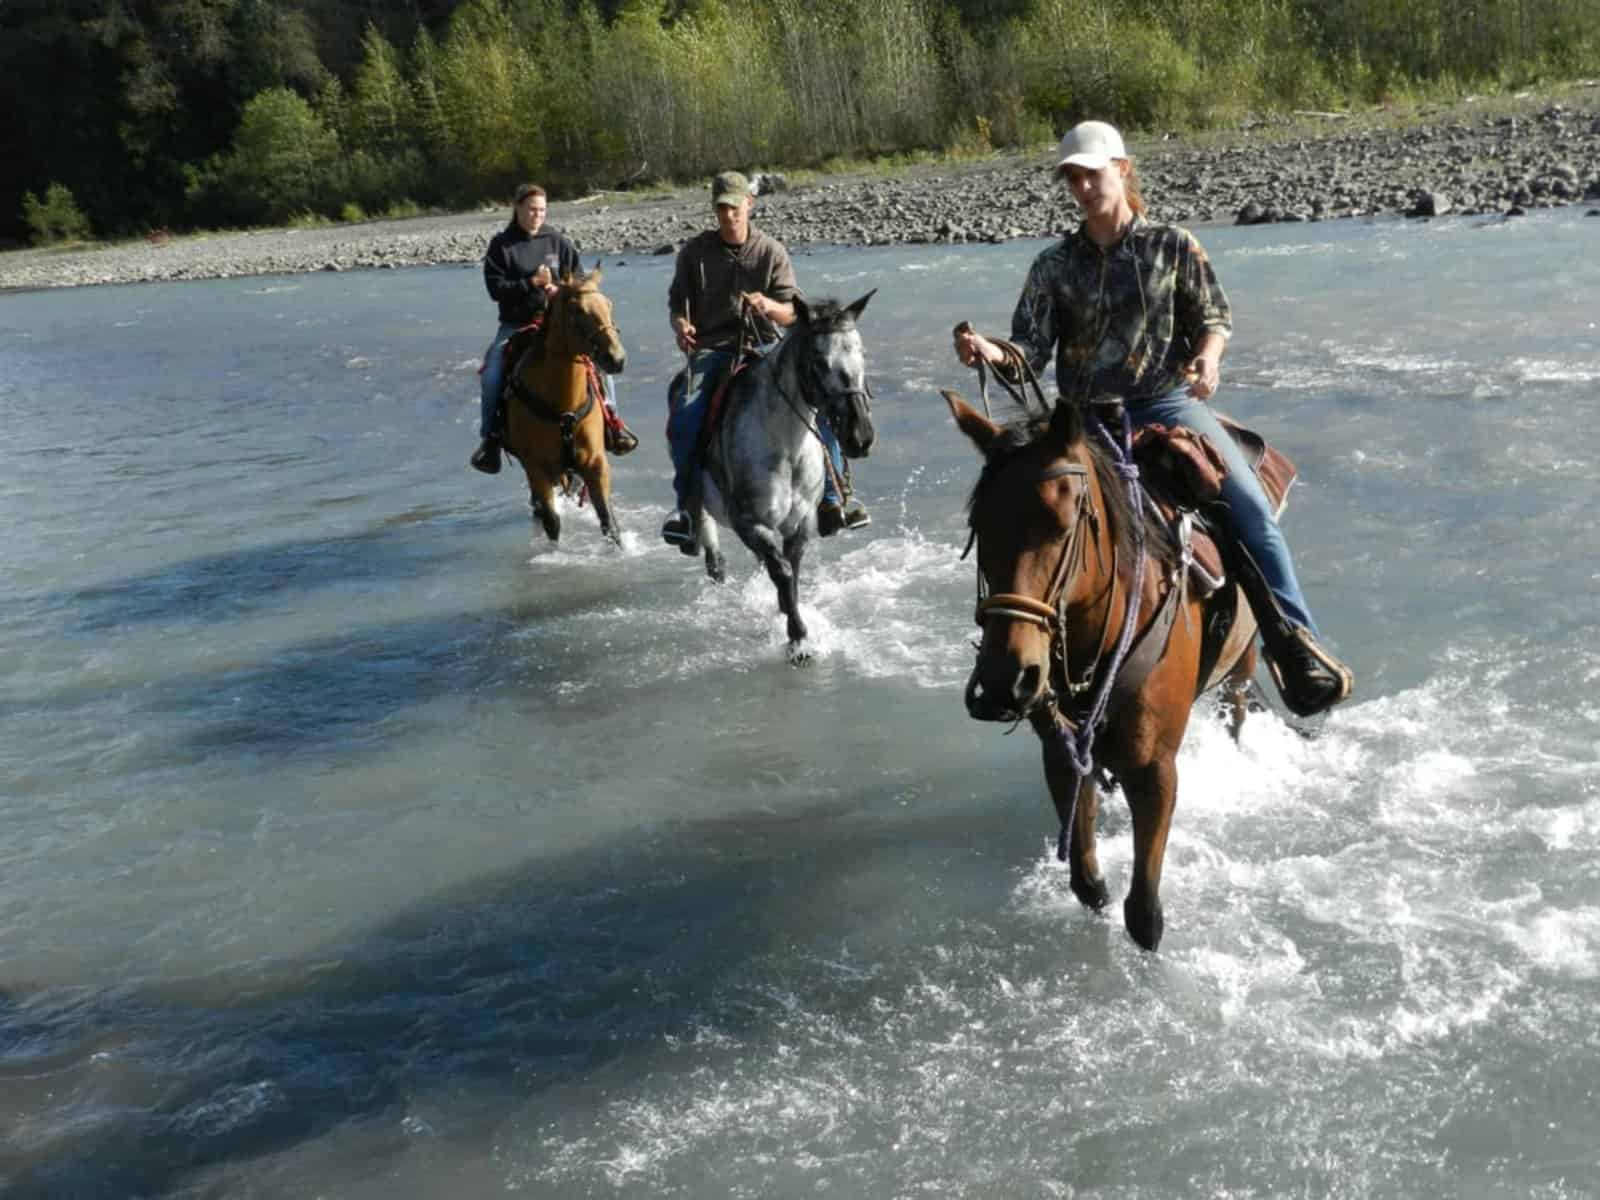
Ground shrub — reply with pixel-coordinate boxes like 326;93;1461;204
198;87;343;226
21;183;93;245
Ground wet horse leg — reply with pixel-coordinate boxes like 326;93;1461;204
1040;730;1110;912
1221;643;1258;743
743;523;808;661
1120;757;1177;952
526;470;561;542
577;453;621;545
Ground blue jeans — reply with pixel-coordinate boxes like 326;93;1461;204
479;321;520;439
1126;392;1319;635
666;347;848;510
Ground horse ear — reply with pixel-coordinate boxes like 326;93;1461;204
844;288;877;321
1047;396;1084;449
943;389;1002;454
792;295;812;326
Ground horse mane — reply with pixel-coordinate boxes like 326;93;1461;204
560;269;601;295
965;407;1175;567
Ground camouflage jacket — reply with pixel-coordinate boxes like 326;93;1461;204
1005;216;1231;406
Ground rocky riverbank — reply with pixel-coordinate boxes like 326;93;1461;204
4;86;1598;292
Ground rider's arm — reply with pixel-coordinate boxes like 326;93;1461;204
999;255;1059;380
667;241;696;329
1174;229;1232;345
761;238;799;327
483;235;526;302
668;240;700;350
1175;230;1231;400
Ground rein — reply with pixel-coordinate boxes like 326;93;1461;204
955;321;1050;422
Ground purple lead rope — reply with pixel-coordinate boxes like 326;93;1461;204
1054;406;1145;858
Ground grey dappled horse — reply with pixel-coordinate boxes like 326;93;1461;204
695;291;877;663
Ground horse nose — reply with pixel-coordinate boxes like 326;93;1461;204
1013;662;1043;709
842;396;875;457
608;346;627;374
964;660;1043;722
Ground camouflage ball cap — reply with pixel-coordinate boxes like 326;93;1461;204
712;171;752;206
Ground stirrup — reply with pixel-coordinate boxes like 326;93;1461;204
662;509;697;553
606;421;639;456
1266;626;1354;718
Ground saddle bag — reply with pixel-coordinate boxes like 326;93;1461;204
1131;423;1229;504
1130;415;1298;600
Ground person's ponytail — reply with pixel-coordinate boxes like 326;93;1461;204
1124;161;1146;217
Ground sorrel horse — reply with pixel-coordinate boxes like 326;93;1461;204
946;389;1260;951
501;268;627;544
694;293;877;663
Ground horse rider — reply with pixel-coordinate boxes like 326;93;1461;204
662;170;869;547
472;182;635;474
953;120;1353;719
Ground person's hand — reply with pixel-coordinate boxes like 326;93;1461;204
1183;353;1220;400
953;321;998;369
740;291;774;321
531;265;558;297
673;319;697;354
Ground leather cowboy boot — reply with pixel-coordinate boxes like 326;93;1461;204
604;425;636;457
817;496;870;537
470;436;502;474
605;419;639;456
1221;537;1353;718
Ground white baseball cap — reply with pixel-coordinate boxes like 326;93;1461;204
1055;121;1127;172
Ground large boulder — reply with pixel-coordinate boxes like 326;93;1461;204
1407;190;1453;217
1235;199;1272;225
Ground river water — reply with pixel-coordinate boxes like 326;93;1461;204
2;209;1598;1198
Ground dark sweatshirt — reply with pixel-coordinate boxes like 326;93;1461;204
483;221;583;326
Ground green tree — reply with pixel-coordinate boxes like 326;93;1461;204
196;85;343;224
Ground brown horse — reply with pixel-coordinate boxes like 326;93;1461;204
946;389;1260;952
501;268;627;544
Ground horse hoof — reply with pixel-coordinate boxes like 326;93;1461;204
1071;873;1111;912
1123;894;1164;952
705;554;725;583
787;640;813;666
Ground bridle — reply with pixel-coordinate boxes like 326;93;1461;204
561;289;622;366
971;459;1102;697
769;322;873;499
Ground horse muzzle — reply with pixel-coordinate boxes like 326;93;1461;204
963;658;1046;723
836;391;875;458
597;344;626;375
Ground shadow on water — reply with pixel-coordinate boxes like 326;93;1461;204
0;796;1022;1198
0;585;648;778
44;505;521;634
